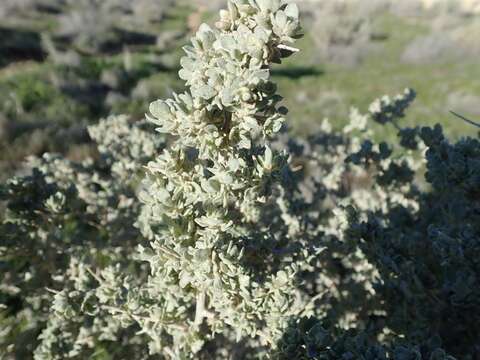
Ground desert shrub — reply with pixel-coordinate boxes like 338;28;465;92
306;1;383;67
0;116;164;358
1;1;479;359
401;32;456;64
43;0;184;115
53;0;174;56
401;11;480;64
274;88;480;359
0;0;188;180
0;0;44;19
345;119;480;358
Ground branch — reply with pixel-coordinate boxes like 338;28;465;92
450;110;480;128
194;291;206;327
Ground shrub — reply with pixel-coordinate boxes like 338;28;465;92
1;1;479;359
307;1;381;67
0;116;164;358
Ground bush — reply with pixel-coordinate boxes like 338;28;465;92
1;1;479;359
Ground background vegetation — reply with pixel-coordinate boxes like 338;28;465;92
0;0;478;181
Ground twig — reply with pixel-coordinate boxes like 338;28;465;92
194;291;206;326
86;266;103;283
450;111;480;128
277;44;300;53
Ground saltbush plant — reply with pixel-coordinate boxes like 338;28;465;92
1;116;164;358
1;1;479;359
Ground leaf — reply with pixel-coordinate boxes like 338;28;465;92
218;35;237;51
284;3;299;19
195;85;217;100
244;116;261;135
149;100;170;119
275;10;287;29
220;88;234;106
263;145;273;170
178;68;193;81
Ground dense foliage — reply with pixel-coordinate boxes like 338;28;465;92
1;1;479;359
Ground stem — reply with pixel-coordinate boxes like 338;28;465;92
158;245;181;260
450;110;480;128
194;291;206;327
